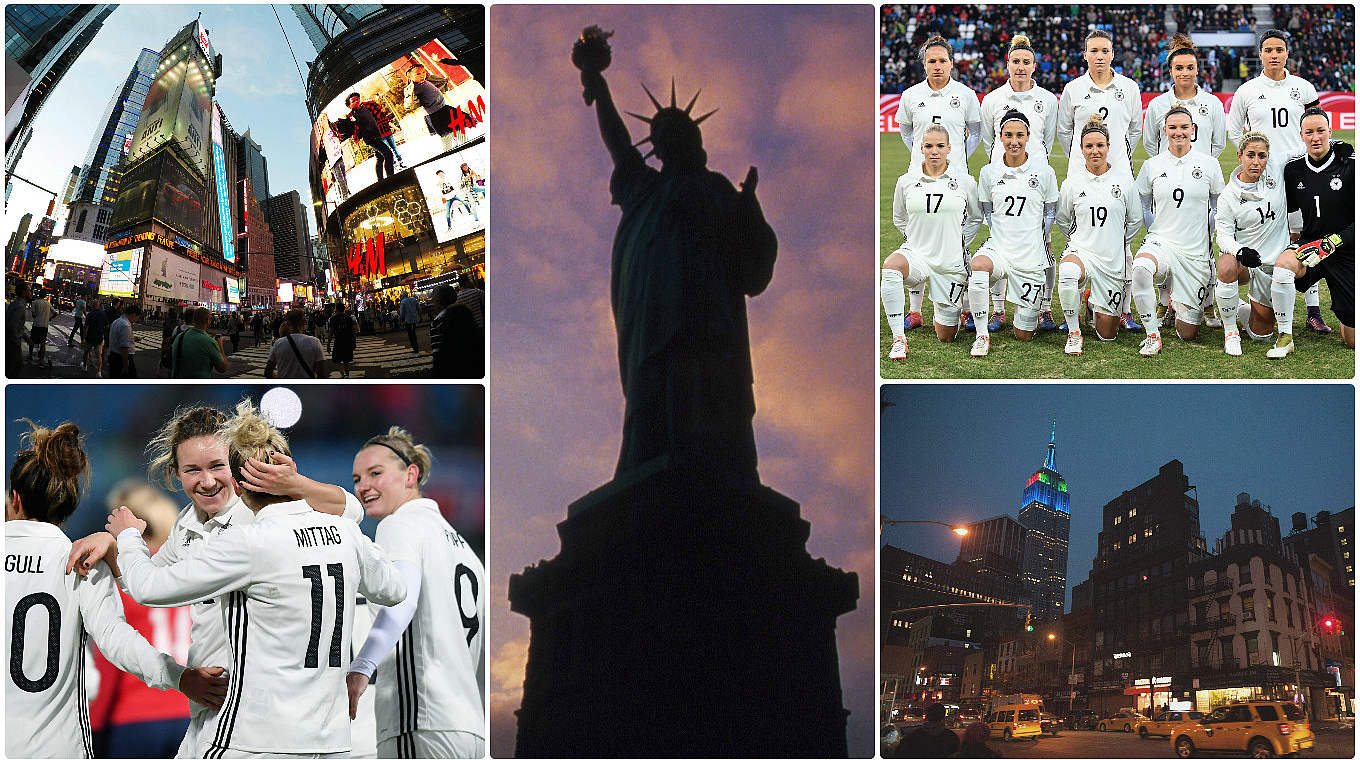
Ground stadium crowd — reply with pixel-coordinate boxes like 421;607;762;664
1277;4;1355;91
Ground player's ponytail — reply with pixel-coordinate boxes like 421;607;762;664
919;34;953;63
223;399;291;498
9;419;89;525
147;405;229;491
361;427;433;487
1167;33;1198;65
1080;112;1110;141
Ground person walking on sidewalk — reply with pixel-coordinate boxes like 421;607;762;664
70;296;86;346
107;303;141;378
6;282;30;377
28;290;53;365
400;292;420;353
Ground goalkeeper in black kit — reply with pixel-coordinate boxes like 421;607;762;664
1268;106;1354;357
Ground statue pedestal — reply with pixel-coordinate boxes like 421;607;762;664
509;465;858;757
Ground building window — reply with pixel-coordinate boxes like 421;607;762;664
1241;594;1255;622
1144;527;1153;537
1129;533;1138;544
75;209;87;233
1266;594;1276;622
1130;507;1137;517
1285;600;1294;628
1244;633;1259;666
1114;515;1122;526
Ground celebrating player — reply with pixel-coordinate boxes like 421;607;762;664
1229;29;1332;334
1271;107;1355;356
347;428;486;758
1130;106;1226;355
894;35;982;329
1213;133;1289;356
1055;114;1142;354
967;110;1059;357
107;400;407;757
1056;30;1142;181
979;33;1060;331
881;124;982;359
6;420;225;759
1144;34;1227;159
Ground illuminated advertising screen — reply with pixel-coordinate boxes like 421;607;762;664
47;239;107;268
173;55;212;175
414;142;487;243
109;152;162;230
278;281;294;303
155;152;206;241
145;245;200;301
312;39;487;210
212;105;235;262
226;277;241;304
128;58;185;164
98;249;143;296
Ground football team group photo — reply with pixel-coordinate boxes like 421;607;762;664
878;4;1355;378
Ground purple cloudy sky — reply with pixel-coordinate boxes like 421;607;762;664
488;5;875;756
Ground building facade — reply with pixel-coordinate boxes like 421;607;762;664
1019;422;1071;622
267;190;312;284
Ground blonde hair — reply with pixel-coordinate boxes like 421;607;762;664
1080;112;1110;142
105;479;179;549
1238;131;1271;152
9;419;89;524
921;123;950;143
223;399;290;498
146;406;229;491
1168;33;1198;65
361;426;433;487
1009;34;1035;56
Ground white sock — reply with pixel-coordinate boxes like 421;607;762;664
1042;261;1056;312
1272;267;1296;336
881;269;906;341
1201;277;1217;314
1305;282;1320;308
990;280;1006;313
1132;258;1161;339
908;286;924;314
1122;251;1134;316
1215;280;1241;337
1058;261;1082;335
969;271;992;338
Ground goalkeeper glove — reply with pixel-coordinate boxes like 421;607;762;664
1296;234;1344;267
1235;247;1261;269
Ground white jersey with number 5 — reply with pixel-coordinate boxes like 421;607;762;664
373;499;486;744
1227;71;1319;160
117;499;406;756
6;520;185;759
1135;151;1226;263
896;78;982;172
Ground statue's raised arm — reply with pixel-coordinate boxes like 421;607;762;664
573;27;636;166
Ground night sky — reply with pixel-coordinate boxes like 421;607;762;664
488;5;875;756
881;384;1356;604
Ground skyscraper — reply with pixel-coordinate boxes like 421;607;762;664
267;190;312;283
1018;420;1070;622
291;4;384;55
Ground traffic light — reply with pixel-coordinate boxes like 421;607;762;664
1320;616;1345;635
1025;611;1033;632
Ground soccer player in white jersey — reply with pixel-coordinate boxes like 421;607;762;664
968;110;1059;357
1055;114;1143;354
1057;30;1142;182
979;34;1059;331
894;34;982;329
1214;133;1290;356
66;405;365;758
880;124;982;359
1130;106;1226;355
1228;29;1331;334
347;428;486;759
1143;35;1227;159
6;420;225;759
109;400;407;758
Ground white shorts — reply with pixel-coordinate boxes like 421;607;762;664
900;246;966;325
178;708;210;759
1138;238;1212;325
1065;247;1131;317
378;730;484;759
1247;263;1274;307
977;243;1044;327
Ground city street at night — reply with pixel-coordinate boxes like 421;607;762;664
893;724;1355;758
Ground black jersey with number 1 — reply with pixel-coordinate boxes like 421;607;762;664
1285;140;1354;327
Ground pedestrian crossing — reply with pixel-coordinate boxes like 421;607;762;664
134;329;433;378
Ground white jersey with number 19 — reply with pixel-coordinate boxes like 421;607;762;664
6;520;186;759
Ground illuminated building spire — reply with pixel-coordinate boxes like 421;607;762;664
1045;418;1056;470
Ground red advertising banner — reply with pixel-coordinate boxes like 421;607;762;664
879;91;1356;133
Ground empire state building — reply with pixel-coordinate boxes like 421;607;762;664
1019;420;1070;622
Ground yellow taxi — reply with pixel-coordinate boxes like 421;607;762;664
985;705;1042;742
1098;707;1150;733
1139;710;1204;739
1170;700;1314;758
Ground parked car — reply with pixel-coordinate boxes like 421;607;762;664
1139;710;1204;739
985;706;1042;741
1063;709;1100;730
1038;712;1061;735
1098;708;1150;732
1170;701;1313;758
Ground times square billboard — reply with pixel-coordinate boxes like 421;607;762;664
311;38;487;213
126;45;213;177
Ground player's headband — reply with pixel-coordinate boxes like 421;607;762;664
371;441;413;467
1000;110;1030;131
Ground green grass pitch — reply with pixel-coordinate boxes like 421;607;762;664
878;130;1355;379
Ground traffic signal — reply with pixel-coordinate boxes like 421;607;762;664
1025;611;1033;632
1320;616;1345;635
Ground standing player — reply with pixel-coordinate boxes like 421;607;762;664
1055;114;1142;354
1213;133;1288;356
980;34;1059;332
895;35;983;330
1270;107;1355;357
1057;30;1142;181
108;400;408;757
1129;107;1226;355
1228;29;1332;334
967;111;1059;357
347;428;486;758
880;124;982;359
6;420;225;759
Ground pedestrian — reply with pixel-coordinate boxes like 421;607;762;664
327;302;358;378
107;303;142;378
70;295;86;346
168;307;227;379
265;309;326;379
429;284;482;378
251;311;264;345
895;703;960;758
28;290;53;364
83;297;107;376
957;721;1000;758
6;281;31;377
399;291;420;353
159;307;181;376
227;311;242;353
454;272;484;329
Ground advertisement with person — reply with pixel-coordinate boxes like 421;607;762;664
128;59;187;164
108;152;162;231
312;38;487;209
145;245;200;301
173;56;212;175
155;152;206;242
414;141;488;243
98;248;143;297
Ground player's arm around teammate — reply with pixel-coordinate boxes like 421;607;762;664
881;124;982;359
1213;133;1289;356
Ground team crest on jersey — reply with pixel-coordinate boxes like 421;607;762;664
1264;175;1276;189
1290;87;1302;101
1113;88;1125;101
950;95;962;109
1034;100;1044;113
1191;167;1204;180
948;178;959;191
1332;177;1344;190
1111;184;1122;198
1028;176;1040;189
1198;103;1210;116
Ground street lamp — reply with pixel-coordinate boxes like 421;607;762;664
881;518;969;536
1048;633;1078;714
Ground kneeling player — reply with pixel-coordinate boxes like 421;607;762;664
1214;133;1290;355
1055;115;1141;354
1130;106;1225;355
1270;107;1355;356
880;124;982;359
968;111;1059;356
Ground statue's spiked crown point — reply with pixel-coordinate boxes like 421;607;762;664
628;79;713;158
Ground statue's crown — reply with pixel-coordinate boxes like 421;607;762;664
626;79;716;160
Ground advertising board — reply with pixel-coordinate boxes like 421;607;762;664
413;141;487;243
155;152;207;242
145;245;201;301
98;248;143;297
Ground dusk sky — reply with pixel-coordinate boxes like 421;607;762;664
6;4;316;243
881;384;1356;608
489;5;875;756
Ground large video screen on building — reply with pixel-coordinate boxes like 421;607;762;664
98;248;143;297
109;151;162;230
413;141;487;243
312;38;487;211
155;152;207;242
